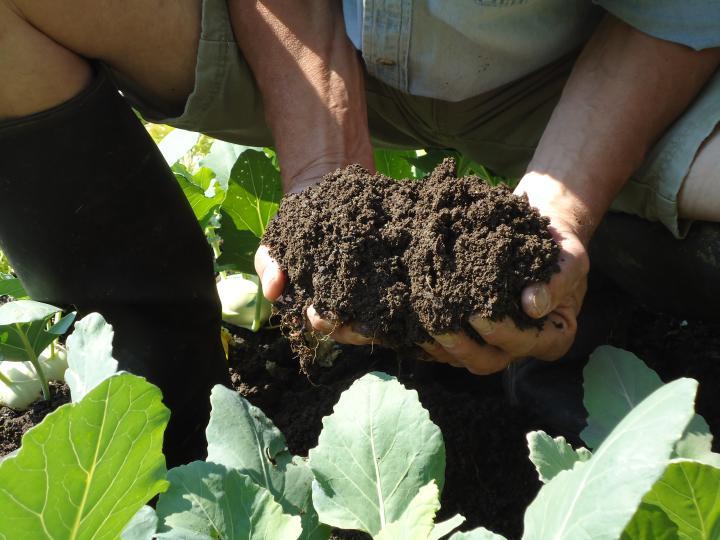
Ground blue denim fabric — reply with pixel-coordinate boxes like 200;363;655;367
344;0;720;101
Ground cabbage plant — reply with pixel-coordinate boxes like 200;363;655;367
2;312;719;540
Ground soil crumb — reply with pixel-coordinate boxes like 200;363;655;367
263;159;559;369
0;381;70;457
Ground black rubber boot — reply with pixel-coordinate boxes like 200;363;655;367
0;69;231;466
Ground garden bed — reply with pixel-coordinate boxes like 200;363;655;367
1;277;719;539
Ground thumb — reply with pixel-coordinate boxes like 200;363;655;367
521;232;589;319
254;245;286;301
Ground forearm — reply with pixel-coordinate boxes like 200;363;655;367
516;15;720;244
228;0;373;193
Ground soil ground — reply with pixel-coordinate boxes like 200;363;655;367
2;283;718;539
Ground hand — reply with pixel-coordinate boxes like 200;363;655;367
418;211;588;374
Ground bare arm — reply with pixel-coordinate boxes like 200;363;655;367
228;0;374;193
423;15;720;373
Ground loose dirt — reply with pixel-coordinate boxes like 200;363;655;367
263;160;559;369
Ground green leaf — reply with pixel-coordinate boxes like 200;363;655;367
644;461;720;539
523;378;698;540
222;149;282;238
156;461;302;540
449;528;507;540
201;140;258;191
376;481;441;540
309;372;445;536
0;373;169;539
0;300;63;363
158;128;200;166
64;313;119;402
0;277;27;299
47;311;77;335
621;503;679;540
430;515;467;540
175;170;225;226
122;506;158;540
527;431;592;483
0;299;60;325
216;209;261;275
374;149;416;179
581;346;719;465
206;385;329;540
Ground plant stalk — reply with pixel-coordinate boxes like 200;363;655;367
252;279;265;333
0;370;14;387
14;323;50;401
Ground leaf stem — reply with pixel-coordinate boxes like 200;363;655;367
0;370;14;387
14;323;50;401
252;279;264;333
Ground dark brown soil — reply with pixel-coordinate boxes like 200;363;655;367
0;381;70;457
263;160;559;368
226;276;720;540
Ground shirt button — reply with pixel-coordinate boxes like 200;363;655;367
376;58;396;66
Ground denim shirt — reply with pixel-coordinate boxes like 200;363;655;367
343;0;720;102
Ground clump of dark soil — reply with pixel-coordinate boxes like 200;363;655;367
263;159;559;368
0;381;70;457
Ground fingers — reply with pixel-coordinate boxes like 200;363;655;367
254;245;286;301
522;226;589;319
426;332;514;375
469;309;577;361
306;305;381;346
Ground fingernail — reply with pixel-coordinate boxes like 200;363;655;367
470;316;494;335
307;306;334;334
433;334;457;348
530;286;551;317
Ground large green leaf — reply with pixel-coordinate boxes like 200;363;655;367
526;431;592;483
222;149;282;238
0;300;62;363
449;529;507;540
582;346;719;465
0;277;27;299
376;481;441;540
201;141;258;191
0;373;169;539
158;128;200;166
206;385;329;540
523;378;698;540
156;461;302;540
216;209;261;275
64;313;119;402
309;372;445;536
374;149;416;180
122;506;158;540
644;461;720;539
174;168;226;226
621;503;679;540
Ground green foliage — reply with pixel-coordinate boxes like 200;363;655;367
526;431;592;483
64;312;119;402
122;506;158;540
205;384;329;540
309;372;449;537
0;251;11;276
0;373;170;539
0;275;26;299
156;461;302;539
0;300;75;402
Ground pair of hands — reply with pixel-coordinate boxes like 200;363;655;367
255;189;589;375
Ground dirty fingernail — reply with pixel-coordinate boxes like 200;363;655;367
470;316;495;335
307;306;334;333
530;286;551;317
433;333;457;348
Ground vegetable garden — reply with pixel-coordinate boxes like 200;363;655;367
0;126;719;539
